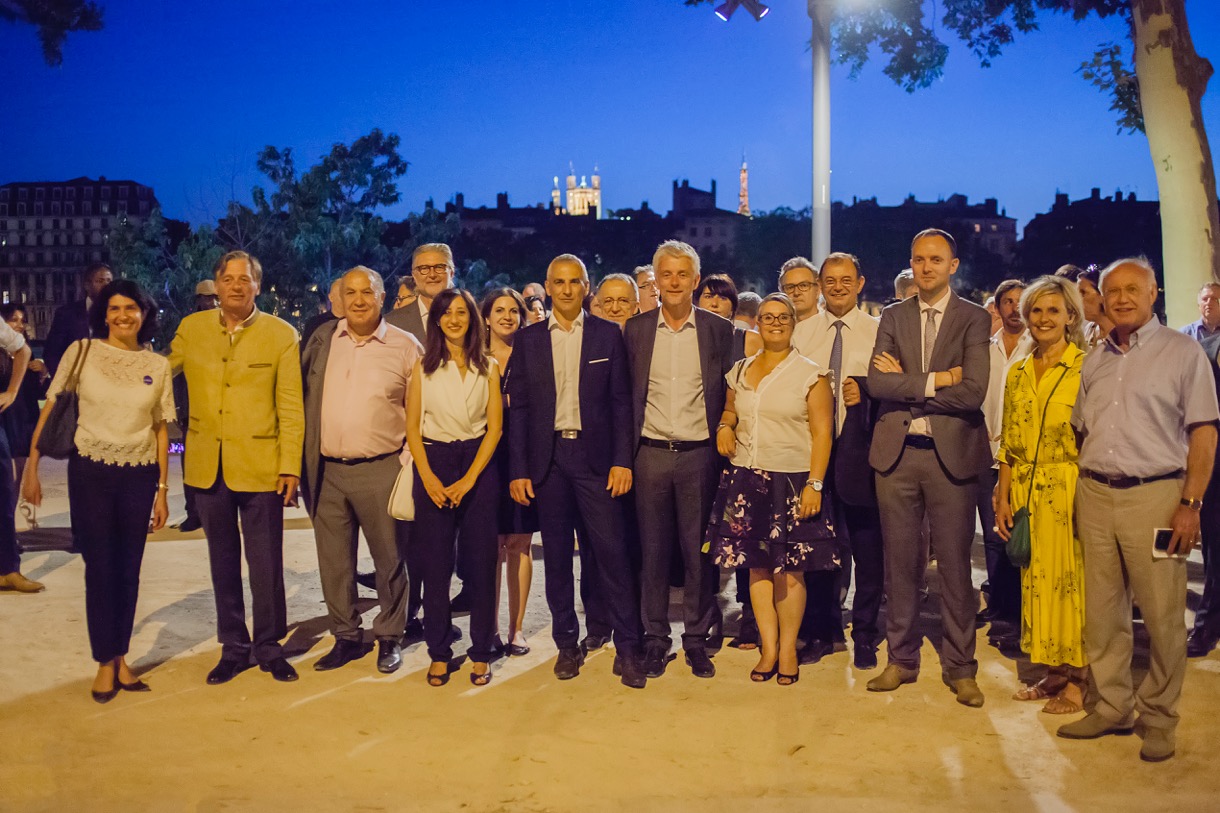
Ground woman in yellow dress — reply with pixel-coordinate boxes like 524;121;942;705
995;275;1089;714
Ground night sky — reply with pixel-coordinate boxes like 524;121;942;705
4;0;1220;234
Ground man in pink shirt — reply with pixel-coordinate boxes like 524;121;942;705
300;266;423;674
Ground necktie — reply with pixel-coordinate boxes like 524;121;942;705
830;320;844;437
923;308;938;374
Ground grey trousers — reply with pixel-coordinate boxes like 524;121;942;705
313;455;407;642
635;444;718;651
876;445;979;680
1076;476;1187;732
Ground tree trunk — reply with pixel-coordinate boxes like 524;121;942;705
1131;0;1218;327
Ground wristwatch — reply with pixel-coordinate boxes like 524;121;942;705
1181;497;1204;510
805;478;824;492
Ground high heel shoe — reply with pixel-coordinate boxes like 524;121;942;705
426;663;450;687
750;664;778;682
469;664;493;686
777;669;800;686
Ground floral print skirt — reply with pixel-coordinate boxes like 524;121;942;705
702;465;844;573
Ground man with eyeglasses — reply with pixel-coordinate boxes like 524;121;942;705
635;265;659;313
385;243;455;344
392;277;417;311
597;273;639;328
778;257;820;322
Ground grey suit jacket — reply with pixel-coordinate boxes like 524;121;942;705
866;292;992;480
385;304;426;346
299;319;341;519
623;306;734;452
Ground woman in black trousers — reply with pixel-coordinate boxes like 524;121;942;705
24;280;172;702
406;288;503;686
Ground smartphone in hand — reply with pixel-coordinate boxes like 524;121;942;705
1152;528;1189;560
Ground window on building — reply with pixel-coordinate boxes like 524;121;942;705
100;201;110;214
83;187;93;199
35;188;45;200
705;227;712;236
65;187;76;200
973;223;981;233
18;189;28;201
52;188;62;200
34;203;43;216
64;202;74;216
51;202;61;215
0;205;6;216
0;190;8;200
117;201;128;214
991;224;998;232
137;186;149;200
82;201;92;216
101;186;111;199
16;204;26;216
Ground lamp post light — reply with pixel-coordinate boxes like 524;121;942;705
808;0;832;265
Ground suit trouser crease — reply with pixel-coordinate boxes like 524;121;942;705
635;444;718;650
536;438;643;652
412;437;499;663
1076;477;1187;731
69;455;158;662
977;466;1021;620
195;458;287;664
313;454;407;641
875;445;979;680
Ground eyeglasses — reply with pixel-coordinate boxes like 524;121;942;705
758;314;794;326
600;297;636;309
781;281;816;295
412;263;451;279
394;294;414;305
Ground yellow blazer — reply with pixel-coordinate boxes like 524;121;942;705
168;310;304;492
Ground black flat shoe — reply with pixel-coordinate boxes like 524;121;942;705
118;679;151;692
91;684;119;704
505;642;530;657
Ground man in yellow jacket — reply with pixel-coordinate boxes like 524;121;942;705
169;250;305;685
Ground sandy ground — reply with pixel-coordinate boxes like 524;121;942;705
3;457;1220;812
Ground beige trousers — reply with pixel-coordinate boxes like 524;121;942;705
1075;477;1188;732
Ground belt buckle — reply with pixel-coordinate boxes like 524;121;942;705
666;439;679;452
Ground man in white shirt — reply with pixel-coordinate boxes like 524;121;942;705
979;279;1033;647
793;253;883;669
779;258;820;322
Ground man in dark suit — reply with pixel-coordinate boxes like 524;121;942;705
44;261;112;377
623;240;732;679
506;253;648;689
865;228;992;707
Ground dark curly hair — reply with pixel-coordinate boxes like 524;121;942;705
89;279;159;345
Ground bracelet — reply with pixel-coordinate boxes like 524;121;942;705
716;423;733;431
156;483;169;491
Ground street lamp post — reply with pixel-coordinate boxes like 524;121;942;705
808;0;832;265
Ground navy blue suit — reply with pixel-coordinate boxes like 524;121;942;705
506;314;642;652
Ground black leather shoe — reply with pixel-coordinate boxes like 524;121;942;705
355;571;377;590
853;645;878;670
402;616;424;644
685;648;715;678
174;516;203;532
1187;629;1217;658
377;639;402;674
798;639;834;665
206;658;249;685
554;647;585;680
118;678;151;692
581;633;612;654
643;646;674;678
615;654;648;689
260;657;299;682
314;638;365;671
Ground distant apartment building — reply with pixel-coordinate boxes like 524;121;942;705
672;179;746;256
0;177;157;337
1017;187;1162;278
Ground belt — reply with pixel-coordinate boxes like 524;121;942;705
1081;468;1184;490
640;437;710;453
556;430;581;440
903;435;935;450
322;448;401;465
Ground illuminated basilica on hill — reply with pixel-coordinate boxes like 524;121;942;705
552;164;602;217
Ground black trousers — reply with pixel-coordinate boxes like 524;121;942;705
195;459;286;664
395;521;424;623
0;428;19;575
977;466;1019;622
844;501;885;649
412;436;499;663
68;455;157;662
635;444;718;651
536;437;643;652
1192;474;1220;638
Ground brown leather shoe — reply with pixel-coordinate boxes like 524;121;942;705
866;663;918;692
0;572;45;593
945;676;985;708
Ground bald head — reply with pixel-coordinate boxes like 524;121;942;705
341;266;387;335
1099;258;1158;334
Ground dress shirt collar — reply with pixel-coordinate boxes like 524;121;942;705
657;306;697;333
219;306;259;334
820;305;866;331
918;287;952;316
336;317;388;345
548;309;585;333
1105;316;1161;352
990;328;1031;356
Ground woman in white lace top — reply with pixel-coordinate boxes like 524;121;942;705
23;279;174;703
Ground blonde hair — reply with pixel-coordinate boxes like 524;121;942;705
652;240;701;276
1019;275;1086;349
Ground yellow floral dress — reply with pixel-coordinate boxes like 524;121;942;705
997;343;1087;668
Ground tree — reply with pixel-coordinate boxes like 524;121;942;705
0;0;103;65
687;0;1217;325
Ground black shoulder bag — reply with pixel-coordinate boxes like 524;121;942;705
36;339;92;459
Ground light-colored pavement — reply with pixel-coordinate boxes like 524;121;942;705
2;456;1219;811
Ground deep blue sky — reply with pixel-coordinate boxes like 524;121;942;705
4;0;1220;235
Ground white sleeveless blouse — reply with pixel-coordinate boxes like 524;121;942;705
420;358;495;442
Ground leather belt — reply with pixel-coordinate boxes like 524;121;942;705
556;430;581;440
322;449;401;465
640;437;710;453
1081;468;1183;490
903;435;935;450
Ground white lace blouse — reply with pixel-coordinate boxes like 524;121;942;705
47;339;175;466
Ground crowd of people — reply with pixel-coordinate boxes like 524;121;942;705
2;229;1218;764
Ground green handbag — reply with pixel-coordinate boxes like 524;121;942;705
1005;362;1068;569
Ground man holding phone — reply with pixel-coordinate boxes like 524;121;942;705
1060;258;1219;762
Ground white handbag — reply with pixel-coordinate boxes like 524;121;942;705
388;462;415;521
